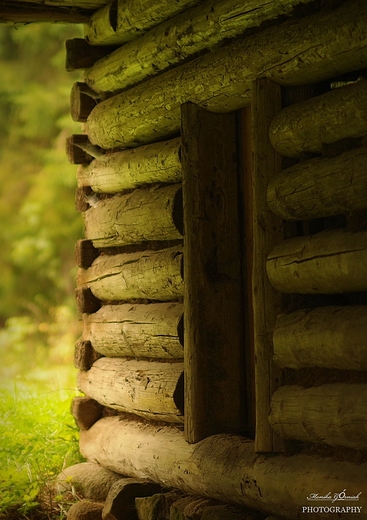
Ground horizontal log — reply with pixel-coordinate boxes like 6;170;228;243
0;2;90;23
85;0;202;46
83;303;183;359
80;417;367;519
84;184;183;247
84;0;318;95
55;462;122;503
9;0;108;7
77;137;181;193
269;384;367;449
267;146;367;220
266;229;367;294
273;306;367;371
85;0;367;148
77;246;183;301
78;357;184;423
269;79;367;158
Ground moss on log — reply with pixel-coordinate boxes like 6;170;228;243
266;229;367;294
269;384;367;449
84;184;183;247
86;0;367;148
83;302;183;359
78;357;184;423
80;417;367;519
77;138;181;193
77;246;183;301
269;79;367;158
267;146;367;220
273;306;367;371
84;0;318;95
85;0;202;45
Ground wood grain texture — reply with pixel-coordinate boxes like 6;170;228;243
85;0;201;45
267;229;367;294
250;79;283;453
80;417;367;519
78;357;184;423
269;79;367;158
84;0;318;95
267;146;367;220
77;137;181;193
82;302;183;359
269;384;367;449
181;103;245;443
83;184;183;247
85;0;367;148
77;246;183;302
273;306;367;371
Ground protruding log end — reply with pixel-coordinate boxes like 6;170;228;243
70;82;99;122
74;339;103;371
75;287;101;314
75;239;99;269
71;396;103;430
103;479;162;520
65;38;119;71
66;135;94;165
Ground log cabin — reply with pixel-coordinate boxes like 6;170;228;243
3;0;367;518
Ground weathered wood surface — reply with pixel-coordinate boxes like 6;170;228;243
75;239;99;269
75;287;101;314
74;339;102;371
250;80;283;453
269;384;367;449
103;479;162;520
267;146;367;220
77;246;183;302
181;104;245;443
0;2;90;23
78;357;184;423
84;184;183;247
273;306;367;371
83;303;183;359
85;0;202;45
77;137;181;193
269;79;367;158
70;82;99;123
80;417;367;520
84;0;318;95
71;396;103;430
85;0;367;149
7;0;108;7
267;229;367;294
56;462;123;502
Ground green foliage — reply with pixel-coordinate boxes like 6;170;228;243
0;385;84;519
0;23;84;323
0;22;86;519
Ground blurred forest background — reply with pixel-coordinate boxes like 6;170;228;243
0;23;84;391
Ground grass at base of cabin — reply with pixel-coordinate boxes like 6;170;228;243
0;385;84;520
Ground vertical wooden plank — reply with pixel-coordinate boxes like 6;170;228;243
181;102;246;444
239;106;256;439
251;79;284;452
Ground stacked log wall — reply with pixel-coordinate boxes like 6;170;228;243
263;76;367;453
63;0;367;516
